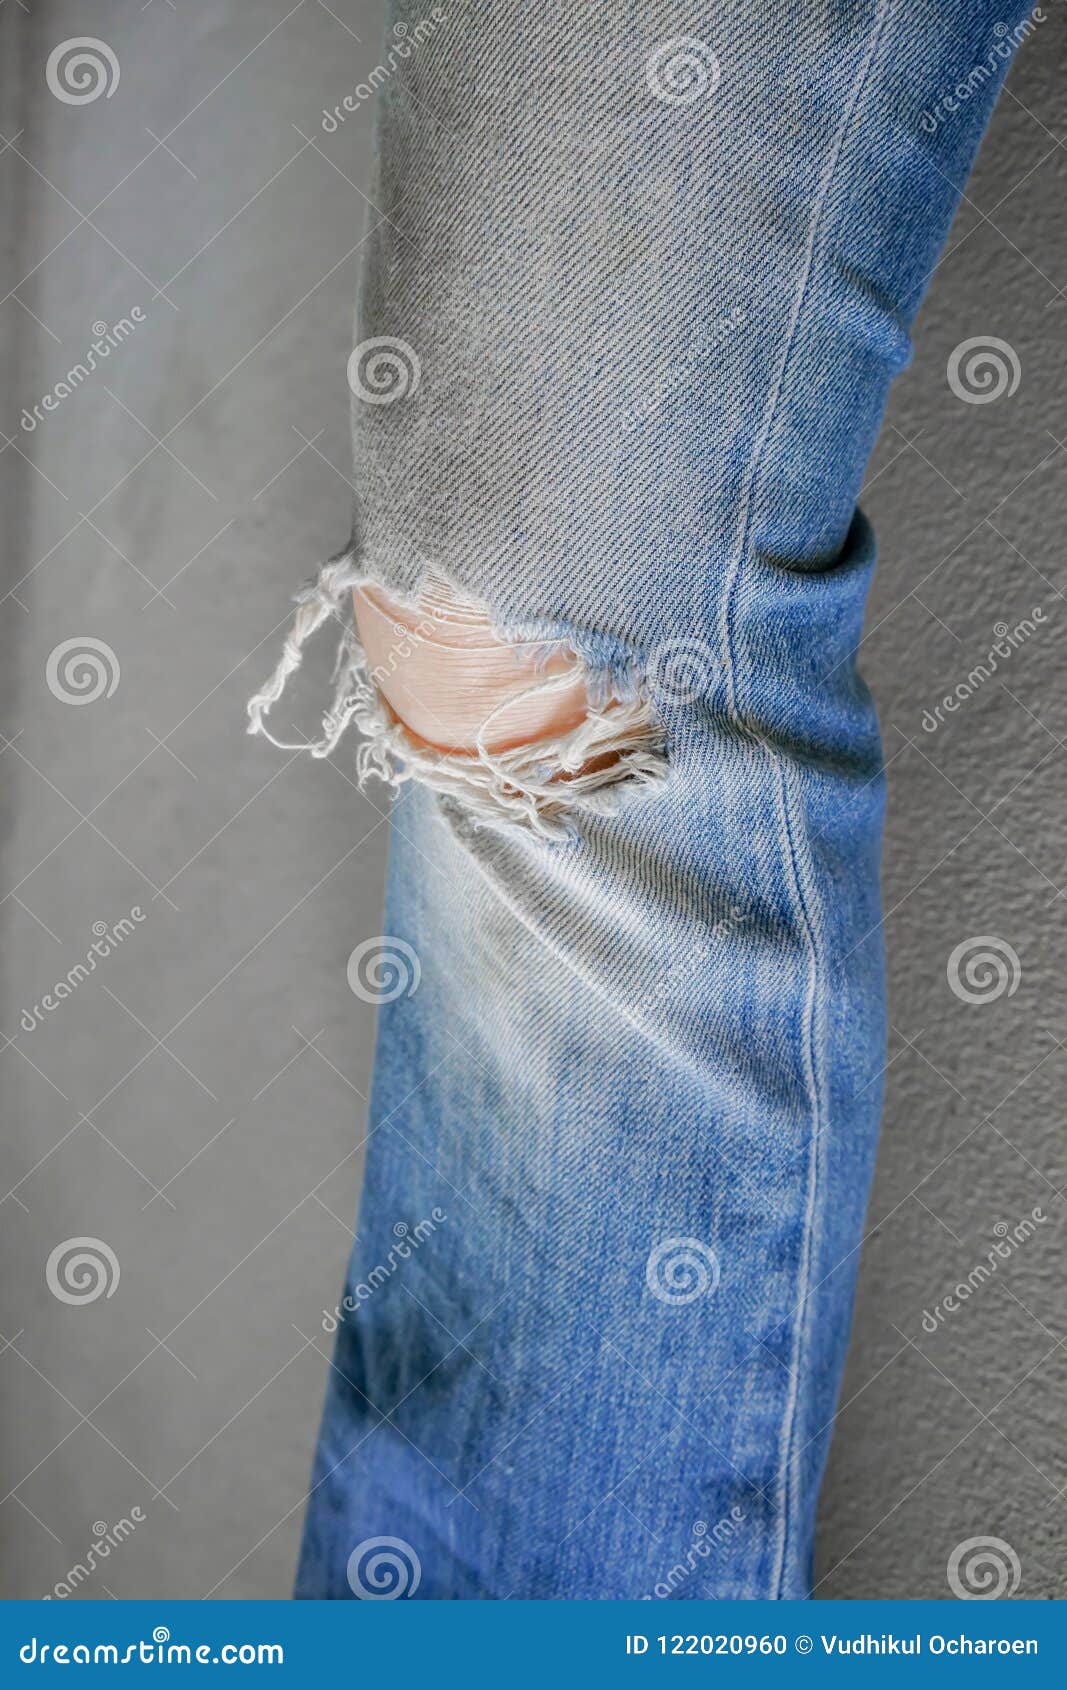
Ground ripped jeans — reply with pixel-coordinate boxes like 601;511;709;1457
249;0;1035;1599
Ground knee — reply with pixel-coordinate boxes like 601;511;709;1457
352;577;593;755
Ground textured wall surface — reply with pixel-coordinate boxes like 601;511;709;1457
1;1;1063;1600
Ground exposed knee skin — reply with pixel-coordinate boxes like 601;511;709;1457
248;553;668;834
353;579;593;755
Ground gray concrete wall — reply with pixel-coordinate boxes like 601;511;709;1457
1;0;1063;1600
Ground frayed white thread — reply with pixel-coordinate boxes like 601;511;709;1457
246;557;667;837
246;547;365;757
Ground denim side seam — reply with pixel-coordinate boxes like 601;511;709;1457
769;755;828;1599
710;0;895;1596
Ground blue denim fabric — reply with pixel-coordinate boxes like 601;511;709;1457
294;1;1037;1599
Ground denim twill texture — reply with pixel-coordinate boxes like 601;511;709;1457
293;1;1035;1598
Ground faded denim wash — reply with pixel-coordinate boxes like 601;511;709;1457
277;0;1039;1599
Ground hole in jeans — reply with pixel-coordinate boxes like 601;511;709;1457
247;551;668;837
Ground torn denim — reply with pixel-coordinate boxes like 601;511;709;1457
245;0;1036;1600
